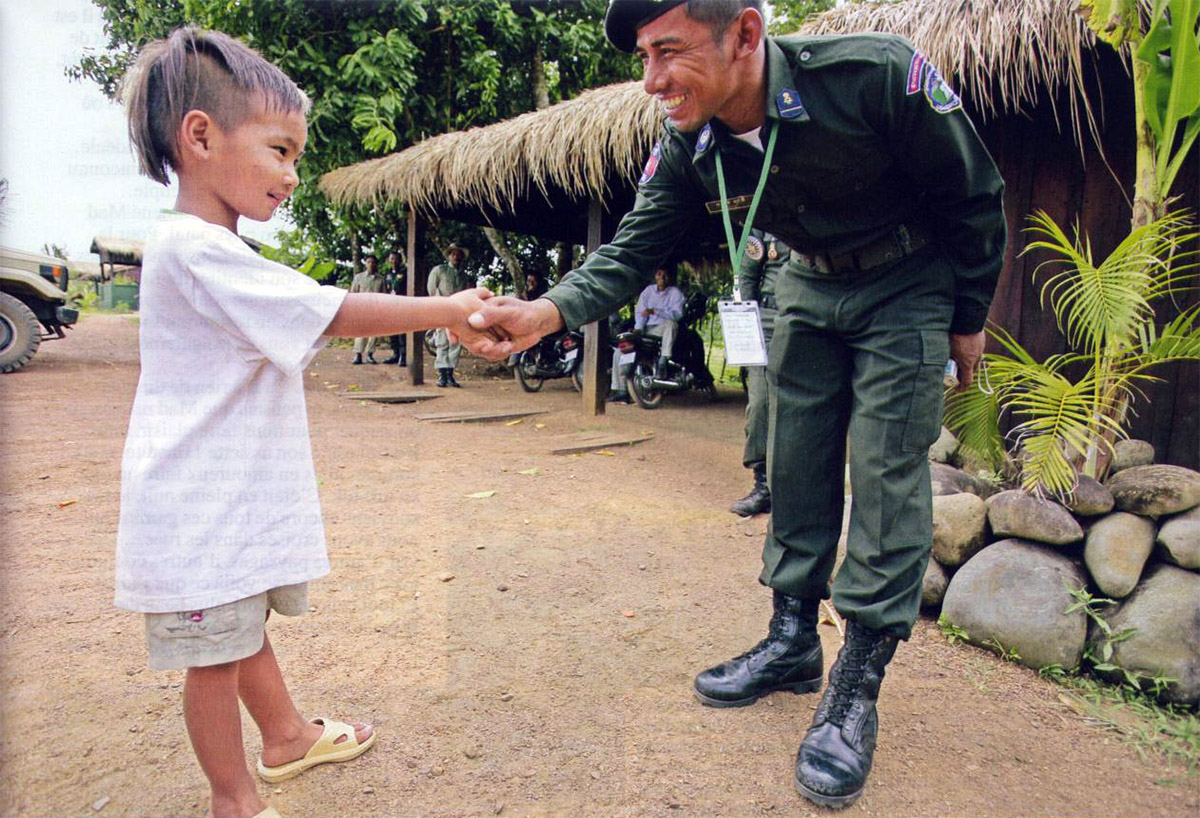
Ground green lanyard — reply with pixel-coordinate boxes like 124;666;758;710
715;120;778;300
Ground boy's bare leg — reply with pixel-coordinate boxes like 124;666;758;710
238;633;372;767
184;662;266;818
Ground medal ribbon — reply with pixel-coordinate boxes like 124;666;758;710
715;121;778;301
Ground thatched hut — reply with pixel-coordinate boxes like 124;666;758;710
88;236;145;282
321;0;1197;464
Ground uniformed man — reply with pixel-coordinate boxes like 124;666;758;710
465;0;1005;808
427;244;470;387
381;249;408;366
349;254;386;364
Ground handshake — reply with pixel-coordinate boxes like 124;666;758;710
447;289;565;361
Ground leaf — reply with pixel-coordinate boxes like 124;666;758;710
621;610;636;618
505;419;524;426
465;490;496;499
593;449;615;456
57;499;78;508
517;467;541;475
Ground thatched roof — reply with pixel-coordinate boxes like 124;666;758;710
320;0;1104;233
89;236;144;266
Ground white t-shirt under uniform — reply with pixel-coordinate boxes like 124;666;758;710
115;212;347;613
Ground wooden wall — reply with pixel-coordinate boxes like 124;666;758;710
966;48;1199;470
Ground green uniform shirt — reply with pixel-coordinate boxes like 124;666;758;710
427;262;467;298
547;34;1006;336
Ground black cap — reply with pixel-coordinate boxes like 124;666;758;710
604;0;688;53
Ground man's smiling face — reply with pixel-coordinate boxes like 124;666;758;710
636;5;737;133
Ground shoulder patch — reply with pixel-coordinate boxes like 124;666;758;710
639;142;662;185
923;64;962;114
746;236;764;261
906;51;927;95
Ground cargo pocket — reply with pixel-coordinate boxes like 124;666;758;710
901;329;949;453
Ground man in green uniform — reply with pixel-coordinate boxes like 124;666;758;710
731;229;786;517
465;0;1005;807
427;244;470;387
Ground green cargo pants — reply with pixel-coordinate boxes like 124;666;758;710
761;246;953;638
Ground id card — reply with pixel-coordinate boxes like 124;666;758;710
718;300;768;366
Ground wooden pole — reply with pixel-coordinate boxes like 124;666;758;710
581;199;607;416
406;210;429;386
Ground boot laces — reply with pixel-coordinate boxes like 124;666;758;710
733;607;791;661
825;639;875;724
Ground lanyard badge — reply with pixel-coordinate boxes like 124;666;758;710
715;122;778;366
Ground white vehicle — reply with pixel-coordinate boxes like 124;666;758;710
0;246;79;373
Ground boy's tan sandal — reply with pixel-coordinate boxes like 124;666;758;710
256;718;377;783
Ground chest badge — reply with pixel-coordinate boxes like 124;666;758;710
639;141;662;185
767;242;778;260
776;88;806;119
746;236;764;261
695;124;713;156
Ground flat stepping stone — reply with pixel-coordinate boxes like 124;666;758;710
338;391;442;403
547;430;654;455
413;409;549;424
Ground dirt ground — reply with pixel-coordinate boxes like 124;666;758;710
1;313;1196;818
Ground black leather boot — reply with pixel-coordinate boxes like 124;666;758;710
436;368;449;387
794;621;900;809
352;353;363;365
693;591;823;707
447;369;462;388
730;465;771;516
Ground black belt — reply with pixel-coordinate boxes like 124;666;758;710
793;224;929;275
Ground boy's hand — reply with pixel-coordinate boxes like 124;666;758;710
463;296;565;361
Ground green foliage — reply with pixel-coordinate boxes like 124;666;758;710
983;637;1021;663
68;0;635;276
937;613;970;646
1065;583;1180;696
1136;0;1200;199
767;0;836;34
256;229;338;283
945;209;1200;496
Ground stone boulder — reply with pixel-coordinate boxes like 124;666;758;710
1083;512;1156;598
1110;439;1155;473
929;426;960;465
1108;465;1200;518
1061;474;1115;517
930;462;997;499
931;493;989;567
1092;563;1200;706
942;539;1089;671
921;558;949;608
987;490;1084;546
1157;505;1200;570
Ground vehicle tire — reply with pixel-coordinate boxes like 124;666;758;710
515;353;544;392
571;365;583;392
0;292;41;374
627;364;664;409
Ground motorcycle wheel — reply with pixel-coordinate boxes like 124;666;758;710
627;364;665;409
515;354;545;392
570;365;583;392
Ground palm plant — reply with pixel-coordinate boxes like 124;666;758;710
946;209;1200;497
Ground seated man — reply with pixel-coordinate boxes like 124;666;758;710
609;265;684;402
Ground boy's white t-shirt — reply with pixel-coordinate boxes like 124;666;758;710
115;212;347;613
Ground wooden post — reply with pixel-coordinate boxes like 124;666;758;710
581;198;607;416
406;210;429;386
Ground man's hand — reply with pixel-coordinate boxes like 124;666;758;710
462;296;565;360
949;330;986;392
444;287;505;350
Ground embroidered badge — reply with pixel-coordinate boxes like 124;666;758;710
906;51;927;95
767;241;778;260
639;142;662;185
746;236;764;261
923;64;962;113
776;88;806;119
695;124;713;156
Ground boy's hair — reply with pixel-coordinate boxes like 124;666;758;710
123;27;310;185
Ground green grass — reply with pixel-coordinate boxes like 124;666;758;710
698;314;751;389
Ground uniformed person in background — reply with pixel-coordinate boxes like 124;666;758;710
349;254;386;365
464;0;1005;808
427;244;470;387
381;249;408;366
730;229;787;517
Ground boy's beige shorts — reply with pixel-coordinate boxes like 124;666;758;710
144;583;308;670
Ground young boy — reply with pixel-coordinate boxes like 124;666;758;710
116;27;494;818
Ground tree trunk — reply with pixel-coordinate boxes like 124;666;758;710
554;241;573;283
350;228;361;273
483;226;524;296
1131;56;1163;229
532;41;550;111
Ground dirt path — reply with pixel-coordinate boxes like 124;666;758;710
1;314;1195;817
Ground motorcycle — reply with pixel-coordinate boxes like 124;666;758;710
615;294;716;409
514;329;584;392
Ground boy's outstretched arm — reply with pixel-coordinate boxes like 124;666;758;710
324;287;499;343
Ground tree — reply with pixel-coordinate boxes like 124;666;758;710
767;0;837;35
68;0;636;284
